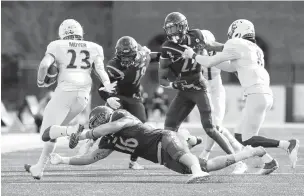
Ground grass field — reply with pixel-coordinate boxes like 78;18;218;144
2;126;304;196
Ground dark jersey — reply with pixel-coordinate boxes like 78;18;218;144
101;45;151;97
98;109;166;163
161;29;207;85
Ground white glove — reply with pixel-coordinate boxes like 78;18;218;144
181;45;195;59
142;46;151;54
99;81;117;93
106;97;121;109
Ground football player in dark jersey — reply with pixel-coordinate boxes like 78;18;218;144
48;106;267;183
98;36;160;170
159;12;235;156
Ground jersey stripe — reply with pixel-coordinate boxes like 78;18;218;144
107;65;125;78
162;46;184;54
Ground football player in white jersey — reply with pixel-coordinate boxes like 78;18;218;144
24;19;116;180
182;19;300;174
199;30;247;174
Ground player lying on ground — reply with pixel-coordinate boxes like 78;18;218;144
182;19;300;174
45;106;266;183
24;19;117;180
198;30;247;174
159;12;236;157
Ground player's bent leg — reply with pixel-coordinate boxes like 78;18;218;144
161;132;209;183
204;146;266;172
195;91;234;155
164;96;195;131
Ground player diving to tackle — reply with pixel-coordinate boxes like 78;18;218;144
159;12;238;157
48;106;267;183
182;19;300;174
198;30;247;174
24;19;116;180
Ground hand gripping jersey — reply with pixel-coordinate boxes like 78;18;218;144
104;45;151;97
98;109;166;163
45;40;104;92
224;38;271;95
161;29;208;89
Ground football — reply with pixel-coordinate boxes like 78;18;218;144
44;63;58;84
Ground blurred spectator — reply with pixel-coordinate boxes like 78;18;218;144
17;91;53;133
151;86;169;121
140;85;150;120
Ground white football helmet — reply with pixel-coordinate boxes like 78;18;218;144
58;19;84;40
227;19;255;40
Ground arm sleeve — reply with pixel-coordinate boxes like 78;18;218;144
93;45;111;85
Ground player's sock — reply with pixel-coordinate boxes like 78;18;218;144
221;127;243;153
207;128;234;154
199;150;211;160
44;125;77;141
278;140;290;151
35;141;56;172
179;153;204;175
243;136;280;148
234;133;243;144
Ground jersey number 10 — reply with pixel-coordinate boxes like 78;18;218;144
67;49;91;69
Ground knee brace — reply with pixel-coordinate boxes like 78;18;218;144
41;127;51;142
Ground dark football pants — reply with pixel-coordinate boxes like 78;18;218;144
164;90;233;155
164;90;212;130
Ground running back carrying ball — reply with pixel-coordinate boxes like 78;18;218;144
44;63;58;85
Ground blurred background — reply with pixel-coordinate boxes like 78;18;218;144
2;1;304;133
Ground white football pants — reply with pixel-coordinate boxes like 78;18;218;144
39;87;89;137
234;93;273;141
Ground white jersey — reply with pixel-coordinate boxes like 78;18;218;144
45;40;104;92
223;38;272;96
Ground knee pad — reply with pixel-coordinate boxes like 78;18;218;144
41;127;51;142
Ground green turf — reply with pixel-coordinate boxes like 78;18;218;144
2;127;304;196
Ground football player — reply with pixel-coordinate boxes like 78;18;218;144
182;19;300;174
48;106;266;183
199;30;247;174
24;19;116;180
159;12;235;156
97;36;160;169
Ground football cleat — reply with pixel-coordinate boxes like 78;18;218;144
257;159;279;175
287;139;300;169
129;161;144;170
186;171;210;184
50;153;63;165
24;164;42;180
231;161;248;175
69;124;84;149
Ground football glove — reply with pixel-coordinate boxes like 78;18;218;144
99;81;117;94
106;97;121;109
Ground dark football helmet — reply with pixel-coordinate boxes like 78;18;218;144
163;12;189;44
89;106;114;129
115;36;139;68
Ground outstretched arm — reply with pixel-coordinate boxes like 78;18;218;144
84;117;140;140
51;147;114;166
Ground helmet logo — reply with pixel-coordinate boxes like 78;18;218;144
196;39;200;43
